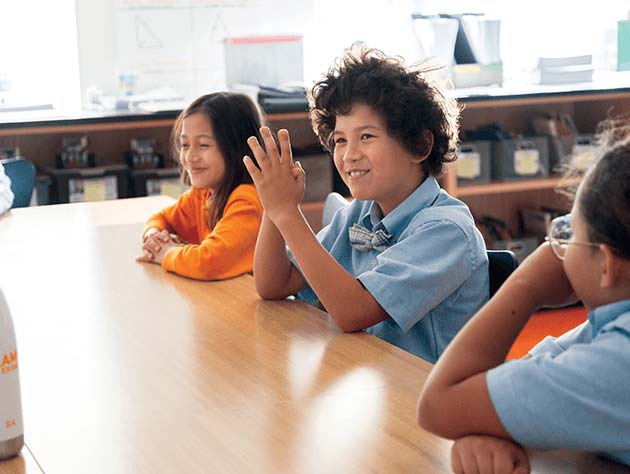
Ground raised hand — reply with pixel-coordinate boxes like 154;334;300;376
243;126;305;224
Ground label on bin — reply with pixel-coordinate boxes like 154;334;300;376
572;146;596;171
147;178;186;199
68;176;118;203
514;149;540;175
457;152;481;179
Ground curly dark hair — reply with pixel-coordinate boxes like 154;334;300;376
308;45;460;177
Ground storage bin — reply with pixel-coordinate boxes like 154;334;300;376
491;136;549;180
44;164;129;204
520;208;565;241
32;175;52;206
491;236;539;263
130;168;187;198
456;140;491;184
570;134;597;172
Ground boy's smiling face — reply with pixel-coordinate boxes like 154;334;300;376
332;103;428;216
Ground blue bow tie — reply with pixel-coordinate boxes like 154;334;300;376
348;224;392;253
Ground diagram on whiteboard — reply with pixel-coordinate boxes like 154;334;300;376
113;0;308;100
135;16;163;49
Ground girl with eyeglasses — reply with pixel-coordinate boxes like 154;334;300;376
417;122;630;474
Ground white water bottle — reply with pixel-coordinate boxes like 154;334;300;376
0;288;23;459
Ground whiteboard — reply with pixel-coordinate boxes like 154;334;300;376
112;0;309;99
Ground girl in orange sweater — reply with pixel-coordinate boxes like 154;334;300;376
137;92;264;280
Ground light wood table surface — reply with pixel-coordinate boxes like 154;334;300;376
0;198;627;474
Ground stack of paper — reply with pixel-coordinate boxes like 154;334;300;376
537;55;593;85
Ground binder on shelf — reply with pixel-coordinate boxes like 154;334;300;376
531;114;579;173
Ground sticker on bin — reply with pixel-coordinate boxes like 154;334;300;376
513;143;540;175
572;137;596;171
68;176;118;203
147;178;187;199
456;146;481;179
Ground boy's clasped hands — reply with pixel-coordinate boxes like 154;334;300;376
243;126;305;225
137;228;185;264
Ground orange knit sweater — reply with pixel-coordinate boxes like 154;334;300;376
144;184;263;280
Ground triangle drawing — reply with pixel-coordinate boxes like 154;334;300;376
135;15;162;49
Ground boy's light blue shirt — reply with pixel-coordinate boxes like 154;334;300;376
290;176;488;363
487;299;630;466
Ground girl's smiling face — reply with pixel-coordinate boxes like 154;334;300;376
180;112;226;192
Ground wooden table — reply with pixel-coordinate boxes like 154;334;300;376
0;198;627;474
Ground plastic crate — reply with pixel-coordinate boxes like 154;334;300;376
456;140;492;184
491;136;550;180
44;163;129;204
130;168;187;199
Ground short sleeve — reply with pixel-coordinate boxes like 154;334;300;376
487;325;630;452
359;219;477;332
528;321;591;358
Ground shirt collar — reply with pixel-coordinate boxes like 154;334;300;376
588;299;630;335
358;176;441;235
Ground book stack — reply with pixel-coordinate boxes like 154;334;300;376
537;55;593;85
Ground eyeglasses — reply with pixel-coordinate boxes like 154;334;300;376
545;214;600;261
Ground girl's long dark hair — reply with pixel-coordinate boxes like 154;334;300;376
171;92;262;229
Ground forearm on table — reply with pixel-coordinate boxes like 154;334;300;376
428;244;573;387
162;211;259;280
418;245;573;438
253;213;305;299
275;208;386;332
416;279;534;439
432;275;538;384
161;242;228;280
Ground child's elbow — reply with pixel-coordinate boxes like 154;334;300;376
416;388;455;439
337;321;363;333
254;279;287;300
327;308;366;333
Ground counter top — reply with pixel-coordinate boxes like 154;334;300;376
1;72;629;131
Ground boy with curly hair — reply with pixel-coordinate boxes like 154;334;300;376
243;45;488;362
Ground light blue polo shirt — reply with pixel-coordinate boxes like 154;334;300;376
487;299;630;466
290;176;488;363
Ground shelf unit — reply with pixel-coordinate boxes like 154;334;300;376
453;176;581;198
1;84;629;232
